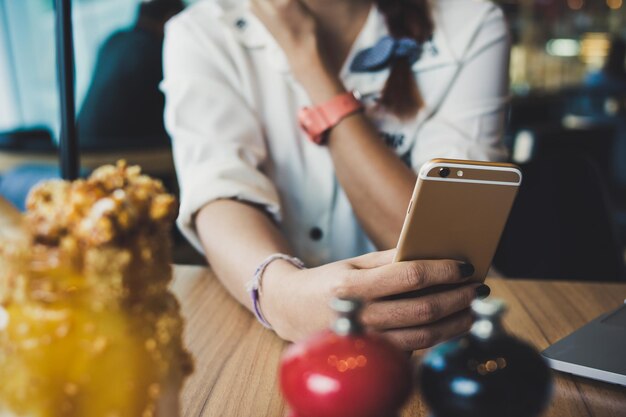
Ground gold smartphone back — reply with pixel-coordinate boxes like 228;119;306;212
394;159;522;282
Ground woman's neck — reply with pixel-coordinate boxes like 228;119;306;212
301;0;372;28
301;0;373;73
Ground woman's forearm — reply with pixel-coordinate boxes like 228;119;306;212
327;113;416;249
195;199;296;311
250;1;415;250
299;67;416;250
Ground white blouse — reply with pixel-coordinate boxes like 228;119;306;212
162;0;510;267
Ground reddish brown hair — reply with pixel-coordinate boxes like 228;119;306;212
375;0;434;118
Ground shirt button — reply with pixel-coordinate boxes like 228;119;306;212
235;18;247;29
309;227;323;241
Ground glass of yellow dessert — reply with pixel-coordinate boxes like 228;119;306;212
0;161;193;417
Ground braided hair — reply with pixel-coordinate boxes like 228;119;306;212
375;0;434;117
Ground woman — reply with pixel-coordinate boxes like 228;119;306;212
162;0;510;349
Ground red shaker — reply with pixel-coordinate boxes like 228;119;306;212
280;298;413;417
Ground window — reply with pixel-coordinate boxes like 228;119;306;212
0;0;141;137
0;0;197;143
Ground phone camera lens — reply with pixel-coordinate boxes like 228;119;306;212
439;167;450;178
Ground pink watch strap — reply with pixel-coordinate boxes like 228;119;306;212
319;91;362;127
298;91;363;144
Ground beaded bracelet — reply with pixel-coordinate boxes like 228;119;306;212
246;253;305;329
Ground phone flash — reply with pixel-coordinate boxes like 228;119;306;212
457;170;464;177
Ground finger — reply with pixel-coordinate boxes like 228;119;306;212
362;283;484;330
347;248;396;269
383;308;474;351
338;259;473;300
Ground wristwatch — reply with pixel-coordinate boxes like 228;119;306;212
298;90;363;145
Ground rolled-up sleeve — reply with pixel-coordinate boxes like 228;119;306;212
411;5;510;171
162;16;281;253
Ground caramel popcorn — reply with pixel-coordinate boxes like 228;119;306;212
0;161;193;417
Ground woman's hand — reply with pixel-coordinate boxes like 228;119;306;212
262;249;488;350
250;0;321;74
250;0;345;102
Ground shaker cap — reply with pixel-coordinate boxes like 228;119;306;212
471;298;507;318
471;298;507;340
331;298;364;336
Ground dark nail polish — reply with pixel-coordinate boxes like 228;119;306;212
475;284;491;299
458;262;475;278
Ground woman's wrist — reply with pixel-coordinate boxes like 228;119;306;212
260;259;303;339
292;57;346;105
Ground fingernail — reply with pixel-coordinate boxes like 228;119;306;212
458;262;475;278
475;284;491;299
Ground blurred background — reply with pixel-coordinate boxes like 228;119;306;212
0;0;625;278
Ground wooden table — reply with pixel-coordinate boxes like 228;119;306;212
171;265;626;417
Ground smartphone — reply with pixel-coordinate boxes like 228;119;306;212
394;158;522;282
